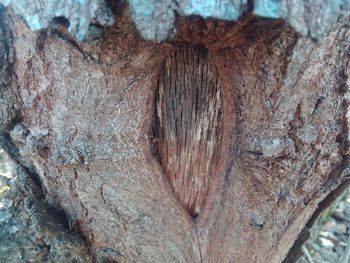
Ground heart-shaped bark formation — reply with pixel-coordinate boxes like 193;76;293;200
3;4;350;262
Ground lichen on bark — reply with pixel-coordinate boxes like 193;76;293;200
0;6;17;134
0;2;349;263
1;0;348;40
254;0;350;39
0;0;114;41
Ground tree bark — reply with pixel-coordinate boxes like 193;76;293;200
0;4;349;263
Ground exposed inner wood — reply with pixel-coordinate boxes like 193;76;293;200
154;43;223;217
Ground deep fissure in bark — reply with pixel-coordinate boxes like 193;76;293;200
153;43;223;217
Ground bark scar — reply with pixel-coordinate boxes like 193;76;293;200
153;43;223;217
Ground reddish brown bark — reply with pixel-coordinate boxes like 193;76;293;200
154;44;223;217
1;5;349;263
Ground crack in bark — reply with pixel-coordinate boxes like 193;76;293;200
194;219;203;263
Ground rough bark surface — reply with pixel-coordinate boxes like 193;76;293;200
0;164;93;262
0;3;349;263
1;0;349;40
253;0;350;39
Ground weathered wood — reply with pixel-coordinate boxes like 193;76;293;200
154;44;223;216
0;3;349;263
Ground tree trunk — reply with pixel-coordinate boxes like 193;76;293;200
0;3;349;263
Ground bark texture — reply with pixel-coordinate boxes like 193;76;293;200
253;0;350;39
0;0;115;41
0;164;93;262
0;3;349;263
1;0;349;40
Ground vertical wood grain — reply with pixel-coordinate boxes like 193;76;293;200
154;43;223;217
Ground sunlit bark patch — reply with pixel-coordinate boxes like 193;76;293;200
154;44;223;217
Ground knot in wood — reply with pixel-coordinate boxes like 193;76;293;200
154;44;223;217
